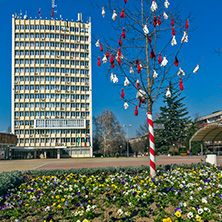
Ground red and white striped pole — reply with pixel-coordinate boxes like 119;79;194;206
147;112;156;177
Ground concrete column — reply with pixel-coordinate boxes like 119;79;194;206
57;149;60;159
34;149;36;159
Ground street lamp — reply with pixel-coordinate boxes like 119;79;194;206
123;124;132;157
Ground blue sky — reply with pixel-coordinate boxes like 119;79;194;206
0;0;222;137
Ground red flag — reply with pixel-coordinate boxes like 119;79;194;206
153;16;157;27
174;56;179;67
119;37;122;47
121;88;125;98
97;57;101;66
185;20;189;29
172;27;175;36
158;53;162;64
120;9;125;18
100;44;103;52
122;28;126;38
179;77;183;91
134;106;138;116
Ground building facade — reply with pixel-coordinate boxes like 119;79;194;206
0;133;17;160
11;14;93;158
198;111;222;128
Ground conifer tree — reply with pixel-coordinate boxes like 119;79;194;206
155;82;191;153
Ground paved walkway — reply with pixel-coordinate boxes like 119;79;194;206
0;155;221;173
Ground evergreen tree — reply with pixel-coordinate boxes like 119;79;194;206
155;82;191;154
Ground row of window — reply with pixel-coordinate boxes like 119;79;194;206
15;119;90;126
15;111;89;117
15;42;89;49
15;94;89;100
15;68;89;75
17;137;89;144
15;102;89;109
15;33;88;41
15;94;85;100
15;85;89;91
15;76;89;83
15;129;89;135
15;25;88;33
15;59;89;66
15;50;89;58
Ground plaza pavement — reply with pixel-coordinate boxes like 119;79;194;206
0;155;221;173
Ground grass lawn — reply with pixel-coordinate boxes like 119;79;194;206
0;164;222;221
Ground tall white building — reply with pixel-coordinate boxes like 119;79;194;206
11;13;93;158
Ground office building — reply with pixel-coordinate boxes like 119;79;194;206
11;13;93;158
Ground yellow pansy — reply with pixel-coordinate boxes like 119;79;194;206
175;211;181;218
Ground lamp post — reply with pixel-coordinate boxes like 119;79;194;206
123;124;132;157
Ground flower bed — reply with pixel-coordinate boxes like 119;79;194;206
0;165;222;221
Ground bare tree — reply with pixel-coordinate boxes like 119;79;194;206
95;0;199;176
94;110;125;156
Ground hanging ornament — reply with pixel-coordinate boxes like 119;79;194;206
163;12;168;20
122;28;126;38
139;100;141;107
143;24;149;35
172;27;175;36
164;0;170;8
153;16;157;27
148;37;152;43
124;0;128;3
158;16;162;26
118;48;121;57
136;89;146;100
193;64;199;73
137;63;141;73
38;9;41;18
171;19;174;26
102;55;108;63
165;87;171;98
119;37;122;47
171;36;177;46
179;77;184;91
140;98;145;104
124;77;130;86
120;9;125;18
118;57;122;65
121;89;125;98
113;74;119;83
112;10;117;21
177;67;185;76
110;53;114;64
185;20;189;29
135;59;139;65
124;101;129;109
97;57;101;66
150;1;158;12
158;53;162;64
181;31;188;43
95;39;100;47
100;44;103;52
150;49;155;59
136;79;140;89
102;7;105;18
106;50;109;59
111;63;115;68
161;56;168;67
174;56;179;67
129;66;134;73
153;69;158;79
110;73;114;82
134;106;138;116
